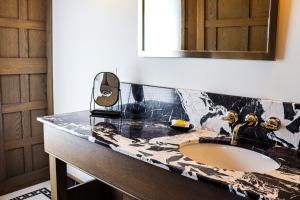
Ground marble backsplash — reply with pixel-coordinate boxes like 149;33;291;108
110;83;300;150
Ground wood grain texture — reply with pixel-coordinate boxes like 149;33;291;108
3;112;22;142
185;0;197;50
2;101;47;113
5;148;25;178
30;74;47;101
31;109;47;137
24;145;33;173
0;28;19;57
241;26;249;51
218;27;242;51
248;0;270;52
1;75;20;104
19;28;29;57
180;0;186;50
240;0;250;52
218;0;247;19
29;30;46;58
46;0;53;115
19;0;31;135
19;0;29;58
50;156;68;200
206;18;268;28
0;67;4;182
0;58;47;74
4;137;44;150
19;11;33;172
0;0;18;19
21;110;31;139
249;26;268;51
0;0;51;195
0;17;46;30
205;0;217;51
251;0;270;18
209;0;266;51
20;76;29;103
28;0;46;21
196;0;205;50
32;143;49;170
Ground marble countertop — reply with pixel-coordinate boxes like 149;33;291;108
38;111;300;200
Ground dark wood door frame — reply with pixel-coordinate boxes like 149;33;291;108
47;0;54;115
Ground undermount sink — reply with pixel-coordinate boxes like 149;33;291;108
179;142;280;173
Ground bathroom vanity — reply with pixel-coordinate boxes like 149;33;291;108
40;116;242;200
38;83;300;200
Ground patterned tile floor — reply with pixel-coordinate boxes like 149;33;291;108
0;181;51;200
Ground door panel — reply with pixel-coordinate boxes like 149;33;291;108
0;1;19;19
31;109;47;137
5;148;25;178
30;74;47;101
28;0;47;21
0;0;51;195
29;30;47;58
0;28;19;57
184;0;270;51
3;112;22;142
1;75;21;104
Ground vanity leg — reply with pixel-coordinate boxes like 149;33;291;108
49;155;68;200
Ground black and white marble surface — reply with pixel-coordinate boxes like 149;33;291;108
38;83;300;200
116;83;300;150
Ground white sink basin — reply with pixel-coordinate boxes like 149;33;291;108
179;143;280;173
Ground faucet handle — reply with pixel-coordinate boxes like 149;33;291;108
244;114;258;126
222;111;238;123
261;117;281;131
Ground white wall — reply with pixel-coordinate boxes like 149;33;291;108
53;0;299;114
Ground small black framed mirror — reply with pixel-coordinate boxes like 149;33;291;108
90;72;122;117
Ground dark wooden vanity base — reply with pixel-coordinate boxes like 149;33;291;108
45;125;242;200
50;157;126;200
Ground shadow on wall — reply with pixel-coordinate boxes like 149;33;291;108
276;0;292;60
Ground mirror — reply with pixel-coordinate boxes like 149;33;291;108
90;72;122;117
138;0;279;60
93;72;120;107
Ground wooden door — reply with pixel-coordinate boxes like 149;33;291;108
0;0;52;195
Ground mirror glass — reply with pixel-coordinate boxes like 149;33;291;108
139;0;278;60
93;72;120;107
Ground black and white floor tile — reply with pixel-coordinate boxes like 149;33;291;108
9;188;51;200
0;182;51;200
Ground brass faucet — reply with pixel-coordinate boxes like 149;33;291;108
223;111;258;145
222;110;238;124
261;117;281;131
